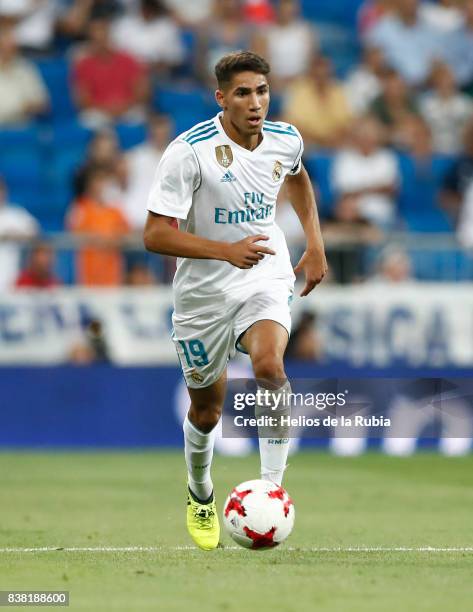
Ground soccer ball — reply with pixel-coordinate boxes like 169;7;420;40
222;479;295;550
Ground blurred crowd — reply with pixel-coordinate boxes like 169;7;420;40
2;0;473;292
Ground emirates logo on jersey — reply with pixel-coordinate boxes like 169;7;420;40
272;160;282;182
215;145;233;168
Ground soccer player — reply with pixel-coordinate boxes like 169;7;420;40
144;51;327;550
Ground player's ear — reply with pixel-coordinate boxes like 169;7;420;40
215;89;226;110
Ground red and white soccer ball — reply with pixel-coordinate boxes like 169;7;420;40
222;479;295;550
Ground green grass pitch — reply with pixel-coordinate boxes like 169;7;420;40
1;451;472;611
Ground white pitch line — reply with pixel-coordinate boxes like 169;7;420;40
1;546;473;553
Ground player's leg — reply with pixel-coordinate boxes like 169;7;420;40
240;319;288;382
184;370;227;503
173;312;233;550
173;314;230;502
183;371;227;550
239;320;292;486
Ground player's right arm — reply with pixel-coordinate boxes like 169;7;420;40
143;140;274;269
144;213;274;269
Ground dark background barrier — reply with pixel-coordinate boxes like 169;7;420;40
1;365;472;449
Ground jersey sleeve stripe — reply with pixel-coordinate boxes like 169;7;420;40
186;129;219;145
264;121;296;133
263;127;299;137
184;120;215;139
184;124;217;143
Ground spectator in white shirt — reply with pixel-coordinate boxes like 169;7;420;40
344;46;386;115
123;113;172;230
163;0;213;26
442;0;473;88
0;24;48;125
111;0;184;71
254;0;317;91
420;0;463;33
366;0;442;86
0;0;58;53
419;61;473;154
0;176;39;290
332;116;399;229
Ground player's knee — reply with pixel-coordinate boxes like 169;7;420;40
252;353;285;384
188;403;222;433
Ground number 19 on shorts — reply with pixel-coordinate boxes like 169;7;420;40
178;340;209;368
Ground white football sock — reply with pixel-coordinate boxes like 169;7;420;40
256;380;292;486
183;414;215;502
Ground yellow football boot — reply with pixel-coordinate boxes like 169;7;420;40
186;489;220;551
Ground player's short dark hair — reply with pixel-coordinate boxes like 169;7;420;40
215;51;270;89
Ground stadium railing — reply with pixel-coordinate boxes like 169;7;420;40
5;232;473;286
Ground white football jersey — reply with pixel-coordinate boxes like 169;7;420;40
147;112;303;312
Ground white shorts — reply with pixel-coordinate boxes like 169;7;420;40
172;279;294;388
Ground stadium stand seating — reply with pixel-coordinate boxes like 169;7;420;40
303;152;335;216
396;153;456;233
35;57;77;120
0;0;468;283
0;125;45;217
300;0;362;27
115;123;148;150
42;121;92;226
153;83;211;133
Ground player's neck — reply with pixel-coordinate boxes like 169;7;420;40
220;114;262;151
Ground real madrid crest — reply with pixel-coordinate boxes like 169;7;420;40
215;145;233;168
272;160;282;182
190;370;204;384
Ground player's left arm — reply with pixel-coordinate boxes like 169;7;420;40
285;164;328;297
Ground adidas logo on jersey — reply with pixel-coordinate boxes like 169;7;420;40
220;170;237;183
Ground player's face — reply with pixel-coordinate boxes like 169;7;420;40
217;72;270;137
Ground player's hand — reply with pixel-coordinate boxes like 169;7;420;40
225;235;276;269
294;248;328;296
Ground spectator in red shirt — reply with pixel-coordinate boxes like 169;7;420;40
243;0;275;24
16;242;61;289
72;16;150;129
